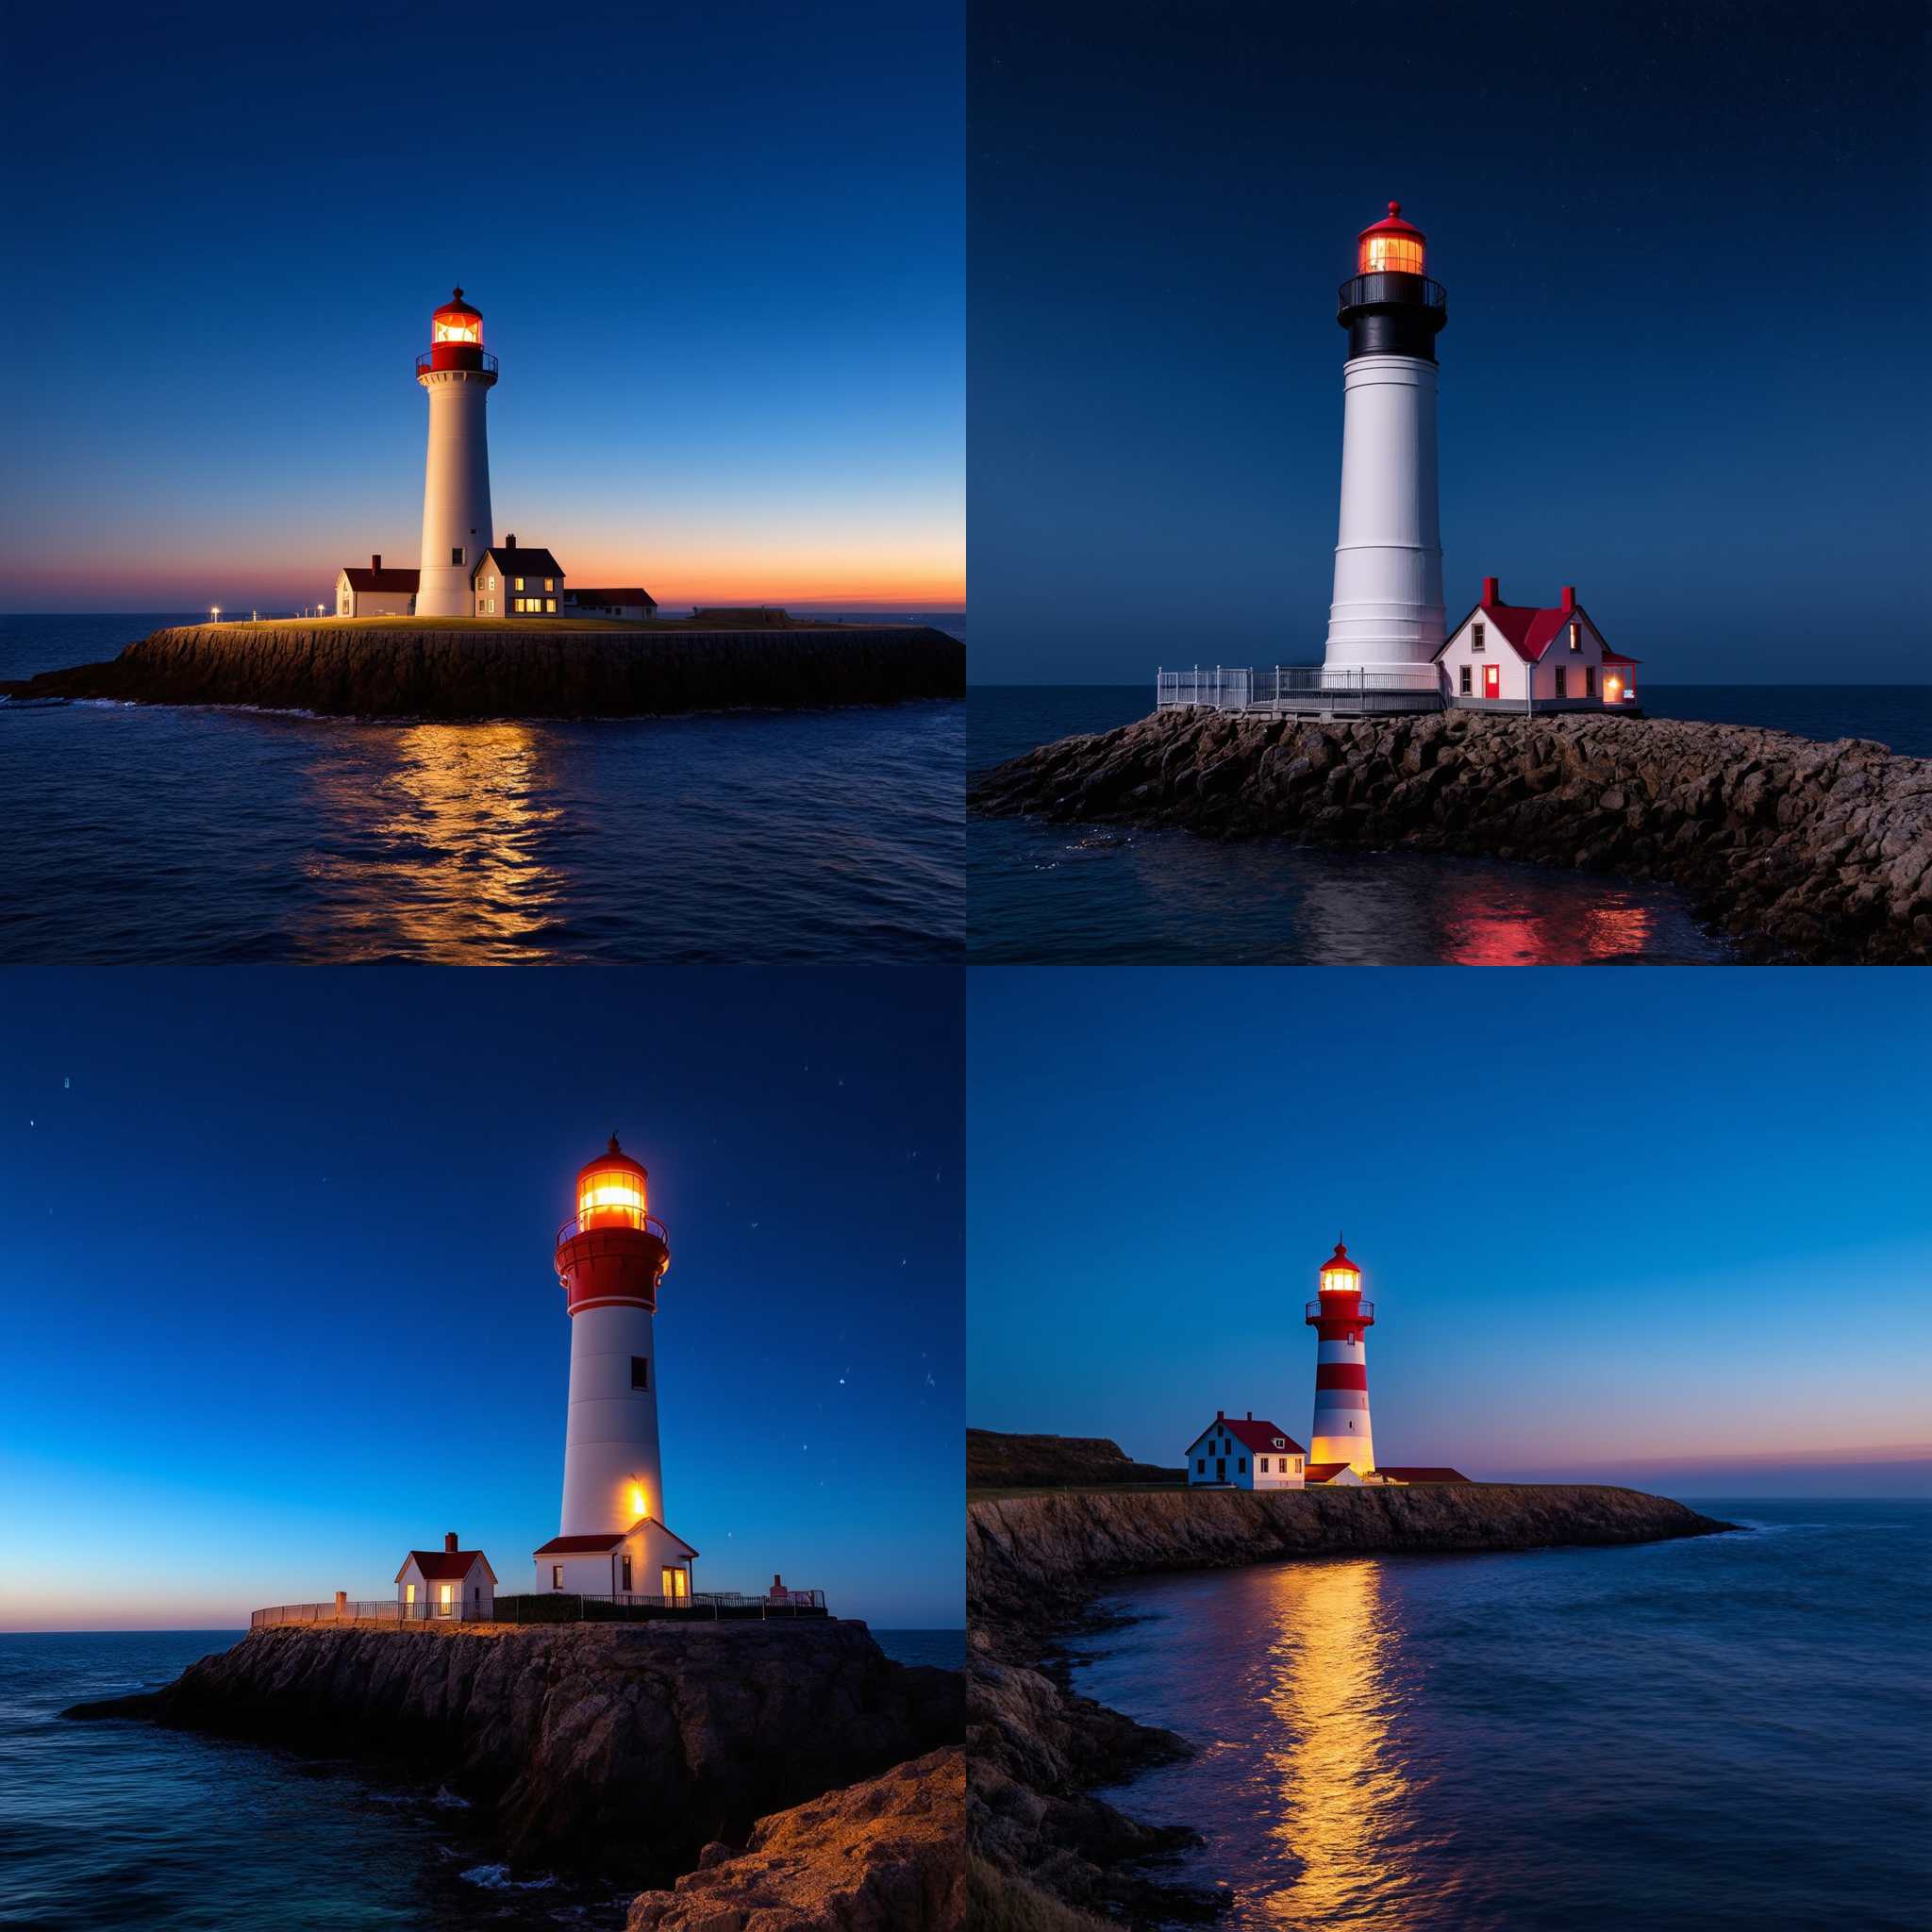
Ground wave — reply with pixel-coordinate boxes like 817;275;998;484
458;1861;558;1890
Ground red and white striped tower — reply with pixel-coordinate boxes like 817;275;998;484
1305;1239;1376;1473
554;1136;671;1537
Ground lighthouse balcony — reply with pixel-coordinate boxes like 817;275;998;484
415;348;499;378
1336;272;1446;320
1306;1297;1374;1322
557;1208;669;1246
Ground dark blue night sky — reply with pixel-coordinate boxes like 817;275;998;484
0;970;961;1629
969;0;1926;683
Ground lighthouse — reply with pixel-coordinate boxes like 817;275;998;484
1321;203;1449;680
554;1136;669;1536
1305;1239;1376;1474
415;288;497;618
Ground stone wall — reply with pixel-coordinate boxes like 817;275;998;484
970;708;1932;962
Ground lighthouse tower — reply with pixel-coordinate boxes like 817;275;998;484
1304;1239;1376;1474
415;289;497;618
1321;203;1449;680
554;1136;670;1537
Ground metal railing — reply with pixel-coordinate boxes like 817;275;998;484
413;350;499;377
1337;272;1448;318
250;1589;828;1630
1305;1298;1375;1322
1157;665;1443;716
556;1208;669;1246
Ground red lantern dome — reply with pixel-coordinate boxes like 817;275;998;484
1357;202;1426;276
1317;1240;1360;1283
556;1134;669;1315
425;287;495;375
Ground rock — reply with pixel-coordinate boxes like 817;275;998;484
1;621;965;719
625;1747;964;1931
966;1430;1184;1491
967;708;1932;962
65;1621;961;1885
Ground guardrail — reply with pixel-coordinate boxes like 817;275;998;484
1337;272;1448;318
1306;1298;1375;1322
414;349;499;377
556;1208;670;1245
1158;666;1443;716
250;1588;828;1630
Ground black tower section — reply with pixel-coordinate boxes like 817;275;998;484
1337;272;1448;362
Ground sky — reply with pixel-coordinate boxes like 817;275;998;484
968;0;1928;683
968;969;1932;1496
0;1;962;614
0;969;962;1632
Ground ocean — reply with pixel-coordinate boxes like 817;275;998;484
0;615;964;964
968;686;1932;965
0;1627;962;1932
1069;1500;1930;1930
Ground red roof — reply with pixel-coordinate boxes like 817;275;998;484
1358;199;1424;244
1446;586;1615;666
1318;1240;1360;1278
435;287;481;318
532;1532;625;1556
1304;1462;1351;1484
395;1549;493;1583
569;588;658;608
1196;1413;1307;1456
342;565;420;593
1600;649;1641;666
1374;1466;1472;1483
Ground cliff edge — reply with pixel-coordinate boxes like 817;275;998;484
969;708;1932;963
67;1620;961;1889
3;621;964;719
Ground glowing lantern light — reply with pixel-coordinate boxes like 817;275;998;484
629;1484;648;1521
577;1143;649;1230
431;290;485;345
1357;200;1426;277
1318;1239;1362;1298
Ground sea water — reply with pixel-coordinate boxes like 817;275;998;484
969;686;1932;965
1069;1499;1930;1929
0;615;963;964
0;1627;961;1931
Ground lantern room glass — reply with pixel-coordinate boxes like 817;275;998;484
433;309;483;345
1359;230;1425;275
1321;1265;1357;1294
578;1165;647;1229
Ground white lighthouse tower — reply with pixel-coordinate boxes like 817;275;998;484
555;1136;668;1536
1321;204;1449;682
1305;1239;1376;1474
416;288;497;618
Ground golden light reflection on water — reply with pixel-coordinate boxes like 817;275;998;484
300;723;568;961
1256;1559;1415;1926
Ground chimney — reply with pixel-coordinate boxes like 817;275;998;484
444;1531;458;1554
1246;1409;1253;1421
774;1574;783;1588
506;532;515;550
1481;575;1499;605
1216;1408;1224;1420
1560;585;1576;612
372;554;381;572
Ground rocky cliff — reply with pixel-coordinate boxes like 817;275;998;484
969;707;1932;962
625;1747;964;1931
4;622;964;718
67;1621;961;1888
966;1483;1733;1924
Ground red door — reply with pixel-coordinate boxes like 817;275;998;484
1482;663;1500;700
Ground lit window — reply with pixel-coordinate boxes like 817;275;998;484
489;575;496;591
405;1583;416;1605
488;597;496;614
544;577;554;591
545;597;556;612
1569;622;1581;651
514;576;525;591
551;1565;562;1590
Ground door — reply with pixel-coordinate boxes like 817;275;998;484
1482;662;1500;701
621;1555;633;1594
1216;1457;1226;1481
438;1582;454;1619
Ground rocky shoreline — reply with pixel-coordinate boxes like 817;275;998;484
67;1620;963;1924
969;708;1932;963
966;1483;1735;1927
2;621;964;719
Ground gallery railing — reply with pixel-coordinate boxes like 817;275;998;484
249;1589;828;1629
1305;1298;1376;1322
1157;666;1442;715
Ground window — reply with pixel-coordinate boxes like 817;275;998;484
1294;1457;1303;1474
631;1356;649;1390
452;547;463;566
1239;1457;1247;1473
545;598;557;613
1554;667;1568;699
1196;1457;1205;1473
405;1582;416;1605
544;577;555;591
552;1565;563;1590
621;1555;633;1592
1260;1457;1270;1474
488;597;496;614
439;1582;454;1616
488;575;497;591
1472;622;1485;653
514;576;525;591
1458;664;1472;695
1585;665;1597;698
662;1566;690;1602
1569;622;1581;651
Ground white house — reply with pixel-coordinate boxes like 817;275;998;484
1303;1462;1369;1487
564;587;658;622
532;1517;698;1602
1436;577;1641;711
472;535;565;617
1185;1410;1307;1489
337;555;420;618
395;1532;497;1619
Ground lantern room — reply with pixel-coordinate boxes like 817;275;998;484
575;1136;650;1231
1317;1241;1361;1297
425;288;495;375
556;1134;670;1315
1357;202;1425;277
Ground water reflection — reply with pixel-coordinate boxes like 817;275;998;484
298;723;569;961
1256;1559;1414;1926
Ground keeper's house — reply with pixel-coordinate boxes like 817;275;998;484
395;1532;497;1619
337;555;420;618
472;537;566;617
532;1520;699;1602
1185;1410;1307;1490
563;587;658;621
1437;578;1641;711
